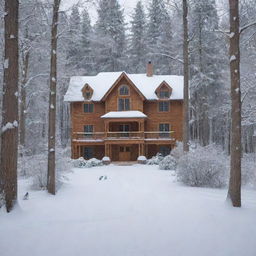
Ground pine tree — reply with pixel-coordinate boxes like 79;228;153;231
79;9;93;75
128;1;147;73
146;0;173;74
94;0;126;72
66;5;81;69
190;0;226;145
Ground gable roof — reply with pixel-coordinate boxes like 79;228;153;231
101;72;146;101
64;71;184;102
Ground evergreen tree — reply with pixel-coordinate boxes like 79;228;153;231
146;0;173;74
189;0;227;145
79;9;94;75
94;0;126;72
66;5;81;69
128;1;147;73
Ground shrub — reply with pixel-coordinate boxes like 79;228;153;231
176;144;228;188
242;154;256;188
171;141;184;160
146;153;164;165
159;155;177;170
72;157;103;168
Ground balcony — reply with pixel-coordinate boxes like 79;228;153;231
72;131;174;142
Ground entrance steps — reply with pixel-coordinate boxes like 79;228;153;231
113;161;137;166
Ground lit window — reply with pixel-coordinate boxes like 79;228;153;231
119;85;129;95
118;98;130;111
159;101;169;112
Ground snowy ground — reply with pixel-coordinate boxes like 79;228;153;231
1;164;256;256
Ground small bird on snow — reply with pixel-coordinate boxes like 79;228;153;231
23;192;29;200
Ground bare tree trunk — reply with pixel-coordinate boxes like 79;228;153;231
47;0;61;195
19;51;29;148
0;0;19;212
227;0;241;207
182;0;189;152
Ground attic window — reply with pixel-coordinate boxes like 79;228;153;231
159;89;170;99
119;85;129;96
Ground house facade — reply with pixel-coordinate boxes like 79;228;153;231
64;63;184;161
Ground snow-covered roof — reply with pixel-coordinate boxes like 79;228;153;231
101;111;147;119
64;72;184;102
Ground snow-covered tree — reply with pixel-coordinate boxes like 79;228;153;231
128;1;147;73
94;0;126;72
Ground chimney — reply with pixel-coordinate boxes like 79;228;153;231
147;61;153;77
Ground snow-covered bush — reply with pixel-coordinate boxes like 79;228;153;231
242;154;256;188
18;147;72;190
146;153;164;165
170;141;184;160
176;144;228;188
159;155;177;170
137;155;147;164
72;157;103;168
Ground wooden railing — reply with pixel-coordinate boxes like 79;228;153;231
73;131;174;141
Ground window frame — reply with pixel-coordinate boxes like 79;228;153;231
84;125;93;137
119;85;130;96
83;103;94;113
118;98;130;111
158;101;170;112
159;123;170;138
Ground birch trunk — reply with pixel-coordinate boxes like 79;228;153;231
227;0;241;207
47;0;60;195
0;0;19;212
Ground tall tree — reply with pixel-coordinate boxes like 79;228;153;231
182;0;189;152
147;0;173;74
79;9;93;75
47;0;61;195
129;0;147;73
94;0;126;72
227;0;241;207
0;0;19;212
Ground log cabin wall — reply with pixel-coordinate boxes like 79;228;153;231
144;100;183;141
71;101;105;133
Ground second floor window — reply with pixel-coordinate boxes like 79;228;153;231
119;85;129;95
159;101;169;112
84;103;94;113
84;125;93;137
118;98;130;111
159;123;170;138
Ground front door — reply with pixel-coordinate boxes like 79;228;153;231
119;146;131;161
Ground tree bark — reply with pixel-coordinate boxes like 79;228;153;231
0;0;19;212
182;0;189;152
47;0;61;195
227;0;241;207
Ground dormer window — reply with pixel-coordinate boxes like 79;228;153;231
119;85;129;96
82;84;93;100
159;89;170;98
155;81;172;99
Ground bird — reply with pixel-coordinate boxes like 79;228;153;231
23;192;29;200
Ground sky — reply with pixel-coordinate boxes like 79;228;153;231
61;0;147;23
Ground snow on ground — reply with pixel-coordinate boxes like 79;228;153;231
1;164;256;256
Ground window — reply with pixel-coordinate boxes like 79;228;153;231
159;146;170;157
159;101;169;112
119;85;129;95
84;125;93;137
119;124;130;137
159;123;170;138
84;147;93;159
159;90;170;98
84;103;94;113
118;98;130;111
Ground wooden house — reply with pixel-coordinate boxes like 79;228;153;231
64;62;184;161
